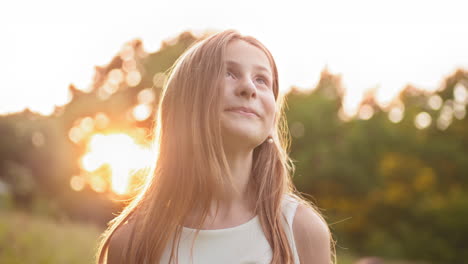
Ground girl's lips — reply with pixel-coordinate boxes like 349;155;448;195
225;106;259;117
226;109;258;117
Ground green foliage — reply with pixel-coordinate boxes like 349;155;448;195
285;69;468;263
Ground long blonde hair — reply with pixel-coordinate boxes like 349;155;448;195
96;29;336;264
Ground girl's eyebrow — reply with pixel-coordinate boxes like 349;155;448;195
225;60;272;76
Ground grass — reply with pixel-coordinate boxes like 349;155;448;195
336;250;359;264
0;209;102;264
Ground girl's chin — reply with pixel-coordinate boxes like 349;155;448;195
221;123;266;142
222;127;259;138
222;133;265;146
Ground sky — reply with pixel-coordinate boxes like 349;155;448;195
1;0;467;116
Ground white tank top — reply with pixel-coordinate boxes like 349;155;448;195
160;194;300;264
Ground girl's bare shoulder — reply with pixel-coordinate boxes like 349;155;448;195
292;204;332;264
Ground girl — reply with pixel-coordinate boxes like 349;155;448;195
96;29;335;264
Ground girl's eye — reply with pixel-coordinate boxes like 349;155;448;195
256;78;266;84
225;70;270;87
256;76;270;86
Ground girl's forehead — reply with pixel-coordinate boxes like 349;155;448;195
224;60;272;77
224;40;273;74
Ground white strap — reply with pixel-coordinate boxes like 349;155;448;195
282;194;299;229
282;194;301;264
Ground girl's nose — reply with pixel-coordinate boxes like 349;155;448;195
236;78;257;99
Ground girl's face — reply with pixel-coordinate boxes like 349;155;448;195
220;39;276;148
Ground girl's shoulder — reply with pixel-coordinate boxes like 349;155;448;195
290;196;332;264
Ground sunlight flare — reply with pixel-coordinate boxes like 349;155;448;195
80;133;152;194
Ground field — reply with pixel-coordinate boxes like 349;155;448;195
0;210;102;264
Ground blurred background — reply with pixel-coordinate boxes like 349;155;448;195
1;0;468;263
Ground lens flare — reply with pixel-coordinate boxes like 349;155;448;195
79;133;152;195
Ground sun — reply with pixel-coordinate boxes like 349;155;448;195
79;133;153;195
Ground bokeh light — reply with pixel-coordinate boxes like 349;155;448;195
358;104;374;120
454;83;468;104
415;112;432;129
388;106;404;123
108;69;124;86
437;102;454;130
122;59;137;72
137;88;156;104
68;127;84;143
70;175;85;191
428;95;443;110
132;104;152;121
80;117;94;133
152;72;167;88
94;112;110;129
453;102;466;120
126;71;141;87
